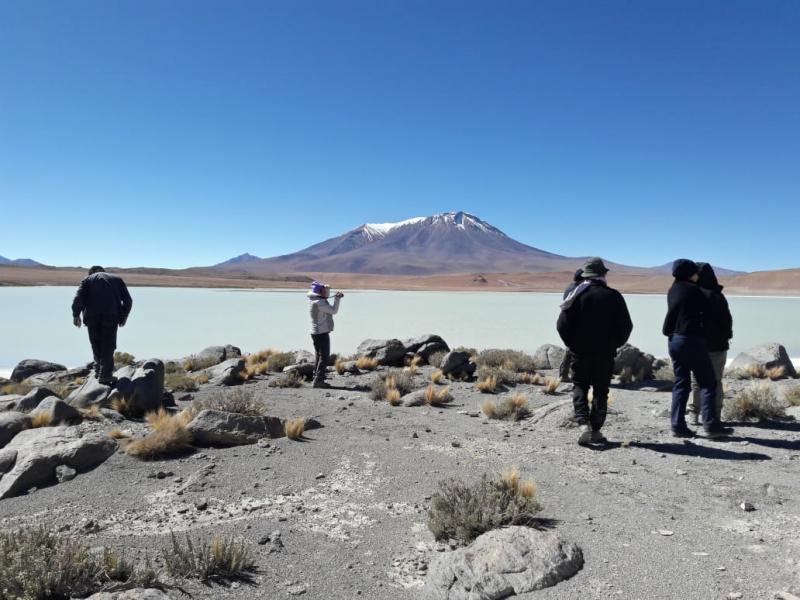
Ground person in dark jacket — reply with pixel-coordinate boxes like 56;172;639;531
688;263;733;424
663;259;732;438
558;269;584;382
557;258;633;445
71;266;133;384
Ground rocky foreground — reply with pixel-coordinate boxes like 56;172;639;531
1;337;800;600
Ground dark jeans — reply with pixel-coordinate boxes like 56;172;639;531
559;349;574;381
311;333;330;383
668;334;718;430
85;314;118;379
572;352;614;431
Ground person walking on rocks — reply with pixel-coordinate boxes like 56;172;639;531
688;263;733;425
557;258;633;445
307;281;343;389
663;259;733;439
71;266;133;385
558;268;583;382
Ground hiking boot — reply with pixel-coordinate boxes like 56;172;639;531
98;376;117;387
590;429;607;444
671;426;696;438
577;425;592;446
687;411;700;426
312;380;330;389
704;426;734;439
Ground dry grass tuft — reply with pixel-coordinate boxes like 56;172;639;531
723;383;787;422
431;370;444;384
483;393;529;420
108;428;131;439
164;532;256;582
183;355;219;372
192;388;264;416
428;472;542;545
543;377;561;395
425;385;453;406
110;396;145;418
475;349;536;373
783;386;800;407
79;404;104;421
476;376;498;394
520;372;542;385
194;372;210;385
335;359;347;375
243;349;294;379
370;370;414;401
427;351;447;369
1;382;33;396
30;411;54;428
476;365;517;386
165;372;198;392
356;356;379;371
125;410;193;459
284;418;305;440
766;366;787;381
386;388;402;406
113;351;136;366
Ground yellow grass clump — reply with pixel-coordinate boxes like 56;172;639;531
520;372;541;385
425;385;452;406
125;409;194;459
194;372;210;385
500;468;537;499
284;418;305;440
79;404;104;421
766;366;786;381
543;377;561;395
510;392;528;411
108;428;131;439
30;412;54;428
356;357;379;371
431;370;444;384
476;376;498;394
335;359;347;375
386;388;402;406
481;399;496;418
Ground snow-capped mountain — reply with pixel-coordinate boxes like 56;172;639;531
212;211;600;275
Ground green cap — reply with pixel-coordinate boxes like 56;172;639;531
582;257;609;278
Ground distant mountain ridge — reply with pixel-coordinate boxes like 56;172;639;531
0;255;43;267
211;211;649;276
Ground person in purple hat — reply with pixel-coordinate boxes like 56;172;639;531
307;281;343;388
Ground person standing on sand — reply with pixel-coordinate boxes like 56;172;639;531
307;281;343;389
558;268;584;382
557;258;633;446
71;266;133;385
663;259;733;439
687;263;733;426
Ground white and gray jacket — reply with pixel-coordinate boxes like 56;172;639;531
308;292;340;335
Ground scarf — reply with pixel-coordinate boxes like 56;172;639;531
559;276;606;310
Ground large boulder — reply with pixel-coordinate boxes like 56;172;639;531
65;375;113;408
283;363;315;380
30;397;82;425
0;449;16;474
195;344;242;366
187;410;321;446
10;359;67;383
203;358;246;386
728;343;797;378
17;387;60;412
532;344;566;370
404;335;451;362
440;352;476;379
424;526;584;599
356;339;407;366
111;359;167;413
0;412;31;448
614;344;656;380
0;395;24;412
0;427;118;499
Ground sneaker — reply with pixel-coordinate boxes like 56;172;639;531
687;411;700;426
590;429;607;444
312;381;330;389
704;426;734;439
671;426;696;438
577;425;592;446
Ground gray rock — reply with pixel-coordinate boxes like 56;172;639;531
55;464;77;482
294;350;316;364
356;338;407;365
187;410;286;446
614;344;655;380
0;449;16;474
31;397;82;424
111;360;167;412
283;363;315;380
85;589;171;600
0;427;118;499
17;387;60;412
402;390;429;407
728;343;797;378
203;358;246;386
0;395;24;412
0;412;31;448
532;344;566;370
66;375;113;408
195;344;242;366
440;352;476;379
10;359;67;383
424;526;583;599
404;335;451;362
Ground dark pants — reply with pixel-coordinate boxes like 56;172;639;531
572;352;614;431
559;349;574;381
85;314;118;379
311;333;330;383
668;334;718;430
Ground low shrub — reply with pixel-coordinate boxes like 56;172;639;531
723;383;787;422
427;351;447;369
482;393;530;420
653;362;675;382
284;418;305;440
163;532;255;582
356;356;379;371
476;365;517;386
370;370;414;400
268;372;303;388
476;376;498;394
428;471;542;545
192;388;264;416
431;370;444;384
113;351;136;366
783;386;800;407
543;377;561;395
165;372;198;392
475;349;535;373
425;385;452;406
0;526;157;599
124;409;194;459
452;346;478;357
183;355;219;372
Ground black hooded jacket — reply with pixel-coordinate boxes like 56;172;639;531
72;272;133;323
557;280;633;355
662;259;710;338
696;263;733;351
562;269;584;300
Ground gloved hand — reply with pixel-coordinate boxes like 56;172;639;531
73;316;82;328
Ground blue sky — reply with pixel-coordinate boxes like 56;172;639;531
1;0;798;272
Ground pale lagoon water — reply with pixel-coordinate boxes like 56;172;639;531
1;287;799;374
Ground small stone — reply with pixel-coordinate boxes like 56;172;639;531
315;473;326;480
55;465;77;483
658;529;674;536
411;432;418;439
676;469;688;476
740;501;755;512
195;498;208;511
451;441;461;448
727;593;743;599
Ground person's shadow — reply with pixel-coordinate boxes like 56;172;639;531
630;440;771;461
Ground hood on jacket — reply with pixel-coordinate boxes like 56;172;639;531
697;262;723;292
672;258;699;281
573;268;584;283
